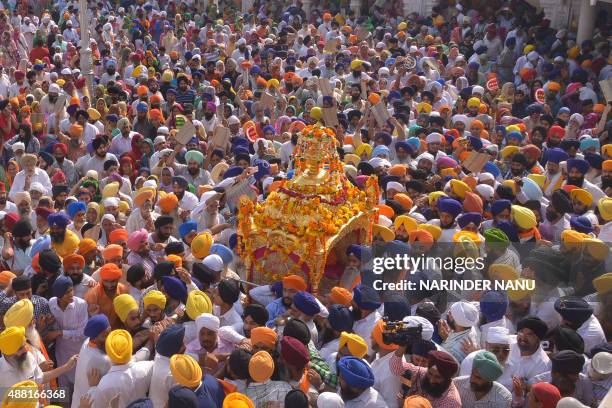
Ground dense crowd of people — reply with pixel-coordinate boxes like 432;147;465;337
0;0;609;407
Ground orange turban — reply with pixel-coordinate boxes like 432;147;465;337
166;254;182;268
69;124;84;138
548;82;561;92
371;319;398;350
109;228;128;244
330;287;353;306
471;120;484;130
159;193;179;213
461;176;478;191
102;244;123;261
149;108;164;121
282;275;307;291
250;327;277;348
603;160;612;171
137;85;149;96
389;165;407;177
79;238;97;255
99;263;122;281
63;253;85;269
393;193;413;211
0;271;15;286
377;204;395;219
408;229;434;250
463;192;483;214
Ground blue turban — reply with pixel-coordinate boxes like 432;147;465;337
168;386;198;408
52;275;73;299
328;305;354;332
172;176;189;189
337;356;375;389
495;125;506;137
126;398;154;408
353;284;381;311
580;138;600;152
496;221;519;242
40;151;54;166
383;240;410;258
585;152;603;170
394;141;414;155
457;212;483;229
346;244;372;262
254;159;270;181
372;145;390;158
224;166;244;179
375;132;392;146
228;233;238;250
162;276;188;303
47;212;71;228
567;158;590;174
231;137;250;149
468;136;483;151
84;314;110;339
483;162;500;179
527;103;544;115
506;131;524;142
292;291;321;316
546;148;569;164
480;290;509;322
210;244;233;265
388;90;401;101
491;199;512;217
66;201;87;219
178;221;197;239
407;137;421;152
570;215;593;234
30;235;51;258
156;325;186;357
137;102;149;113
437;197;462;218
383;300;411;321
106;114;119;123
521;177;543;201
262;125;275;135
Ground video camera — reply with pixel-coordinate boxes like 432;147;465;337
381;316;423;347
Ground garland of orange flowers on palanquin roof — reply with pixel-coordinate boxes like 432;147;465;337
237;124;379;288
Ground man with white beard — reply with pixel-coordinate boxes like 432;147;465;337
126;188;159;234
191;191;232;237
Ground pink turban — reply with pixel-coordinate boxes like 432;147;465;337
127;228;149;251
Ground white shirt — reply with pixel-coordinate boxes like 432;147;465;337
9;169;52;200
353;311;381;358
319;338;340;363
219;306;243;328
149;354;176;408
0;352;43;388
344;386;388;408
109;133;134;157
83;122;100;146
576;315;606;354
372;352;401;408
90;361;154;408
507;343;551;381
479;317;514;347
71;341;111;408
73;275;96;299
49;296;88;383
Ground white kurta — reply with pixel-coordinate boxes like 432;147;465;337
149;354;176;408
49;296;88;385
353;311;381;358
576;315;606;354
89;361;154;408
71;341;111;408
371;352;402;408
0;352;43;388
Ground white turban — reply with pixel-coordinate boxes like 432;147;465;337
317;392;345;408
101;214;116;223
475;184;495;201
426;132;444;144
196;313;220;332
402;316;434;341
416;152;435;164
556;397;590;408
378;215;392;228
202;254;224;272
29;182;44;194
12;142;25;152
369;157;391;169
452;114;468;125
450;301;479;328
103;197;120;208
387;181;406;193
486;326;510;345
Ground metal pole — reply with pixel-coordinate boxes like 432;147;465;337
79;0;94;98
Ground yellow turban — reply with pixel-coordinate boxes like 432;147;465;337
527;174;545;189
501;145;519;159
507;279;535;301
223;392;255;408
449;179;472;199
113;294;139;323
418;225;441;241
350;59;363;70
185;290;212;320
567;46;580;59
338;332;368;358
570;188;593;207
489;264;519;281
87;108;101;121
583;238;609;261
355;143;372;159
394;215;418;233
602;144;612;158
372;224;395;242
248;351;274;383
102;182;120;199
267;79;280;89
0;326;25;355
598;197;612;222
523;44;535;55
134;189;155;207
417;102;432;114
511;205;536;229
593;273;612;295
4;299;33;328
2;380;38;407
561;230;588;250
428;191;447;205
467;97;481;109
191;232;213;259
106;329;133;364
143;290;166;310
170;354;202;388
310;107;322;122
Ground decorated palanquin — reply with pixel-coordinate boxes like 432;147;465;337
237;125;379;293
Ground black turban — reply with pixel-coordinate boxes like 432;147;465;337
517;316;548;339
283;318;311;345
243;304;269;327
551;350;585;375
549;327;584;354
39;249;61;273
218;279;240;305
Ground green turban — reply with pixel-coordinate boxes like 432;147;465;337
473;351;503;381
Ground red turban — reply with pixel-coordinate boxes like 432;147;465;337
53;143;68;155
